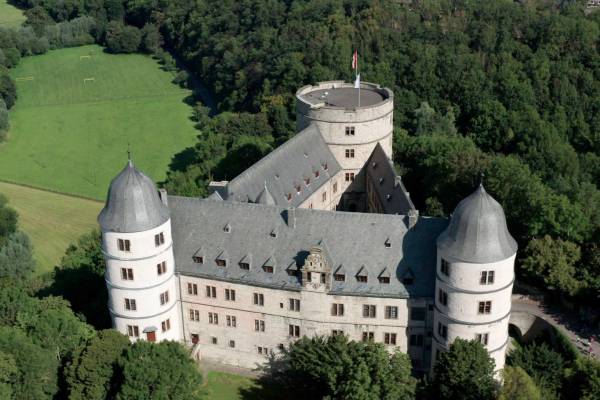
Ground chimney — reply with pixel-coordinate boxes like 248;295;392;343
158;188;168;206
406;209;419;229
286;207;296;228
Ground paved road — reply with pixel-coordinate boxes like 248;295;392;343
512;295;600;359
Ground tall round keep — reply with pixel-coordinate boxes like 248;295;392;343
99;160;182;343
431;185;517;374
296;81;394;190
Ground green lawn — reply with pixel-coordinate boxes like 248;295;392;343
0;44;198;199
0;181;102;274
0;0;25;28
205;371;292;400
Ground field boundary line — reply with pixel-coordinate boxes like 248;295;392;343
13;91;191;110
0;178;104;203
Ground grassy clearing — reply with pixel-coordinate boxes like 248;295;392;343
0;44;198;199
0;181;102;274
205;371;290;400
0;0;25;28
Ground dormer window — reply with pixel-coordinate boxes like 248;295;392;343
240;263;250;270
323;162;328;171
295;185;301;194
379;276;390;284
224;223;231;233
216;259;226;267
314;170;320;178
357;275;367;283
263;266;274;273
287;193;292;202
193;256;203;264
270;229;277;238
304;178;310;186
384;239;391;248
334;274;345;281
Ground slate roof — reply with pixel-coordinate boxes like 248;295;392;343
366;144;415;215
222;124;342;207
98;161;170;233
170;196;448;298
437;185;518;263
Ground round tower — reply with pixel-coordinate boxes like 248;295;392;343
99;160;182;343
296;81;393;208
431;185;517;373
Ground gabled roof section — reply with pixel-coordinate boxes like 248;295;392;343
366;143;415;215
239;253;252;267
379;267;391;278
356;265;368;277
334;264;346;275
263;256;276;268
216;250;229;262
223;124;342;207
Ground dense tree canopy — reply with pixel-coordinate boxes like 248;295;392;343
499;366;541;400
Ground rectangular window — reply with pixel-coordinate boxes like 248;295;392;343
345;172;355;182
229;340;235;348
193;256;203;264
322;192;327;202
187;283;198;295
154;232;165;247
385;306;398;319
480;271;495;285
357;275;368;283
478;301;492;314
206;286;217;298
124;298;136;311
189;309;200;321
333;181;338;193
410;334;424;347
334;274;345;281
157;261;167;275
121;268;134;281
263;265;274;273
331;303;345;316
438;289;448;306
345;149;355;158
239;262;250;270
225;289;236;301
379;276;390;284
117;239;131;252
362;332;374;342
255;319;265;332
161;319;171;332
475;333;489;346
253;293;264;306
226;315;237;327
441;259;450;276
208;312;218;325
160;291;169;305
216;259;226;267
410;307;426;321
289;299;300;312
211;337;217;345
384;333;397;345
437;322;448;339
127;325;139;337
332;329;344;336
288;324;300;338
362;304;376;318
345;126;355;136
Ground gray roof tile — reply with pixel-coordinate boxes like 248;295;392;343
169;196;448;298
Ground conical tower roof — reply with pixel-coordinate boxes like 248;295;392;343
437;185;517;263
98;160;170;233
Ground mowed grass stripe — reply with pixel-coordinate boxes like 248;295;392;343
1;45;198;199
0;0;25;28
0;181;102;274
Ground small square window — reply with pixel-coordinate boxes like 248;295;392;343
345;126;355;136
216;259;227;267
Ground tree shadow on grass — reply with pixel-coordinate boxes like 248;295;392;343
238;357;303;400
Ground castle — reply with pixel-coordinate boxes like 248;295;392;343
99;81;517;373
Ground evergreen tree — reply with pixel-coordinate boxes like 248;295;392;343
430;339;497;400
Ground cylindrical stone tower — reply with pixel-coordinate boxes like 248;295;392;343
432;185;517;373
99;160;182;343
296;81;393;210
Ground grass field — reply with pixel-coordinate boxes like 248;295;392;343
205;371;285;400
0;0;25;28
0;181;102;274
0;44;198;199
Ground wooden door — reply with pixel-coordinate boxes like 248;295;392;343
146;331;156;342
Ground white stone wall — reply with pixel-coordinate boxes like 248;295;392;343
296;81;394;191
103;219;183;342
431;254;515;372
179;275;429;369
297;170;345;211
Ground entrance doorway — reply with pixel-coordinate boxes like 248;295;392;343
146;331;156;342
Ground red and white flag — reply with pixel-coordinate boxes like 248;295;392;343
352;50;358;70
